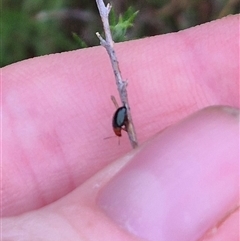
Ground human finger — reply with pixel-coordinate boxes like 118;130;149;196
3;15;239;216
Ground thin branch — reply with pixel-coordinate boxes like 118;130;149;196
95;0;138;148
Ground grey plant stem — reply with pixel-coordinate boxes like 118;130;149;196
95;0;138;148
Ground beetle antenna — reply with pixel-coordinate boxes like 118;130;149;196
103;135;121;145
103;136;116;140
111;95;119;109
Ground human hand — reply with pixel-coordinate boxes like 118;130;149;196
2;15;239;241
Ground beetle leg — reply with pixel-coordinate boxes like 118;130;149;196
121;126;128;132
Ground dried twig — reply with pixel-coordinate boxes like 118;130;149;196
95;0;138;148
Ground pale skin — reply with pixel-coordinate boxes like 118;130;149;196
2;15;239;240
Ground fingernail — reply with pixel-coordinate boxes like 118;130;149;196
97;106;239;241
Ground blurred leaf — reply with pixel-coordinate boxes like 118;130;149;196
72;32;88;48
109;6;139;42
1;3;79;67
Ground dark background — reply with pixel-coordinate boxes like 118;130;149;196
1;0;239;67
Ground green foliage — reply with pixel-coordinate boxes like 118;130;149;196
72;32;88;48
1;0;238;67
1;0;80;67
109;6;139;42
72;6;139;47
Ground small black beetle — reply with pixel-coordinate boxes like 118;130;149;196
112;106;128;137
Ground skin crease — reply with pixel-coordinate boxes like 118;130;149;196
2;14;239;241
